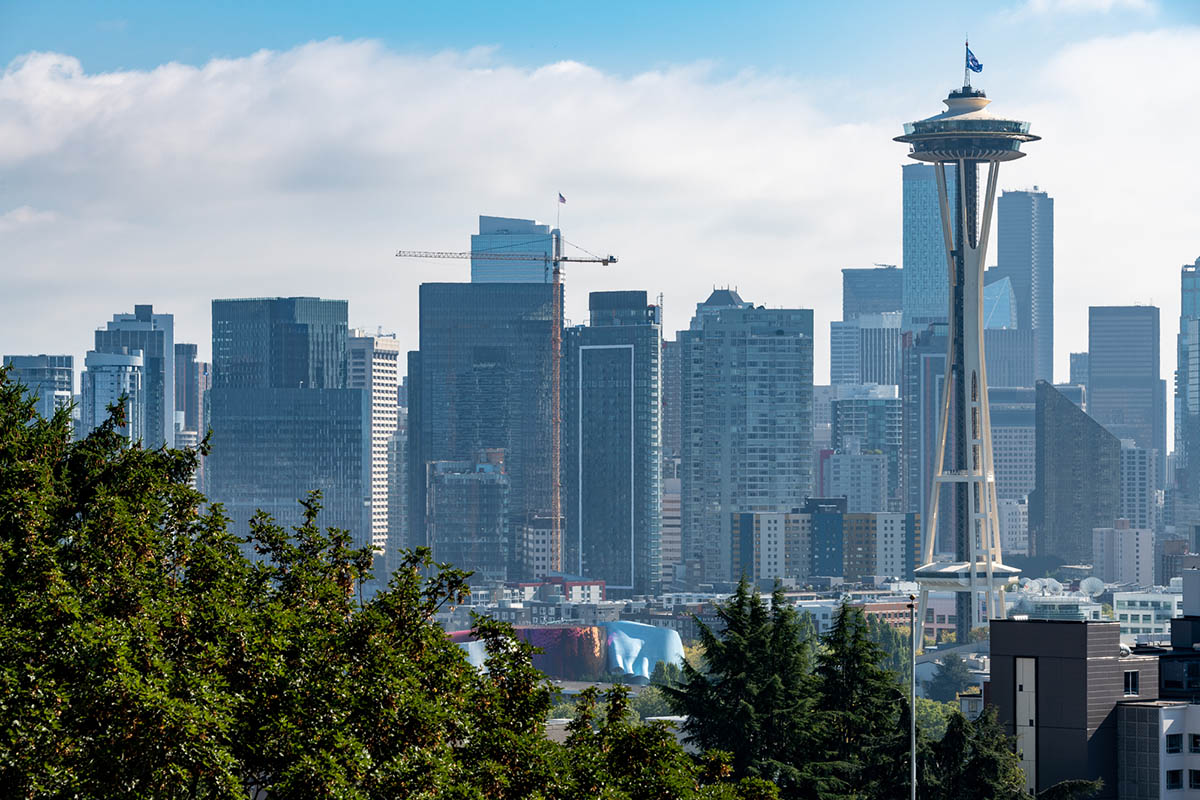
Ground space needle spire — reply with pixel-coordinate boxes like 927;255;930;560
895;47;1039;645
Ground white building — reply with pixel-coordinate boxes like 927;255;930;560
1093;519;1154;587
1114;579;1184;643
1120;441;1159;532
80;350;144;443
998;498;1029;556
349;331;403;559
661;476;682;584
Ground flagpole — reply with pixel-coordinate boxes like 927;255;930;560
964;37;970;88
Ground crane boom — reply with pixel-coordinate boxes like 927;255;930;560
395;234;616;577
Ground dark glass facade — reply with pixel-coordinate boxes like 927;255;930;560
407;283;557;580
94;304;174;447
996;189;1055;382
207;297;370;549
562;291;661;595
426;455;510;584
1029;381;1120;565
841;266;902;320
2;354;73;419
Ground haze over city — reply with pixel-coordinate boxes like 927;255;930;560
2;0;1198;397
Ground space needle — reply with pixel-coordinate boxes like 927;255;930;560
895;44;1038;644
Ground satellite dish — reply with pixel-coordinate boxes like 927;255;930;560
1043;578;1064;595
1080;577;1105;598
1026;578;1044;595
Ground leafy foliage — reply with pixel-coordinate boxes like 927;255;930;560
924;652;975;702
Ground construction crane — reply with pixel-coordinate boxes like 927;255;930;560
396;231;617;573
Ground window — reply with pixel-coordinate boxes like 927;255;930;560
1124;670;1140;696
1191;734;1200;753
1168;733;1183;754
1167;770;1183;790
1191;770;1200;790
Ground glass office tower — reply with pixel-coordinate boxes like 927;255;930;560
901;163;957;332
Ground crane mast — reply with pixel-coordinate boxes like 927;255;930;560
395;230;616;577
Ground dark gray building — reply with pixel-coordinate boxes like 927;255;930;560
901;323;947;542
174;343;210;435
901;163;956;332
207;297;370;549
991;618;1158;798
1070;352;1089;390
1089;306;1167;487
984;327;1035;388
407;282;557;579
1029;381;1121;565
2;354;73;420
426;452;510;585
661;338;682;463
94;304;174;447
841;265;902;320
1175;259;1200;503
562;291;662;595
679;289;813;584
995;188;1054;382
831;383;902;512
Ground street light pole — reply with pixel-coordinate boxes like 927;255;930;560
909;593;917;800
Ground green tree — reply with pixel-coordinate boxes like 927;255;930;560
925;707;1028;800
664;580;815;791
865;613;913;686
925;652;975;702
0;370;759;800
913;697;957;742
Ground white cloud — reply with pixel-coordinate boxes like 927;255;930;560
1017;0;1154;15
0;205;57;233
0;32;1196;404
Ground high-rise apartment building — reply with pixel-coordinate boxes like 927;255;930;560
830;312;902;386
470;216;553;283
1120;441;1159;533
823;451;888;513
94;304;174;447
349;331;403;560
173;343;210;435
562;291;662;595
207;297;370;549
831;383;902;511
1093;519;1154;587
3;354;73;420
995;188;1055;382
984;328;1034;388
680;289;813;584
1088;306;1167;486
901;163;956;332
1030;381;1121;565
842;266;902;320
407;282;557;579
661;339;682;463
989;387;1037;503
661;474;682;586
386;406;408;574
80;350;143;442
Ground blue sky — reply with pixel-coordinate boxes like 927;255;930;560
4;0;1195;82
1;0;1198;397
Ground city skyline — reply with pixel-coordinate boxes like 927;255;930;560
1;4;1198;430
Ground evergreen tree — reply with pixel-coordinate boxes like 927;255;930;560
924;652;975;702
926;707;1028;800
663;580;815;790
865;613;913;687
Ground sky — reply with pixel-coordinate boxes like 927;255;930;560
2;0;1199;424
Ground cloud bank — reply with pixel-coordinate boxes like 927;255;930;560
1;33;1197;393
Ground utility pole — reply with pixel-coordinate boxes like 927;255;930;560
909;593;918;800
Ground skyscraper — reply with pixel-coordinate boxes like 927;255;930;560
1175;258;1200;500
829;312;902;386
562;291;662;595
1088;306;1166;486
470;216;554;283
1029;381;1120;565
679;289;813;584
425;452;511;585
995;188;1055;382
984;328;1035;388
1069;352;1089;390
79;350;144;442
1119;441;1159;533
3;354;73;420
661;338;682;463
349;331;403;560
901;163;957;332
842;266;902;320
901;323;946;533
831;383;902;511
94;304;174;447
895;73;1035;641
989;387;1036;503
407;282;557;579
207;298;370;550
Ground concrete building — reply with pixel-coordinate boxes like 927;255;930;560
80;350;144;442
3;354;73;421
998;497;1029;557
1070;352;1089;391
1089;306;1167;487
824;451;889;514
901;323;947;535
470;215;553;283
831;383;902;510
1094;520;1154;588
989;386;1037;502
661;339;682;464
1120;441;1159;533
1030;381;1121;566
679;289;813;584
1114;584;1183;643
349;331;403;560
991;618;1159;798
984;327;1035;388
94;305;174;448
563;291;662;595
995;187;1055;382
661;475;682;586
207;297;371;550
829;312;902;387
407;282;557;577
